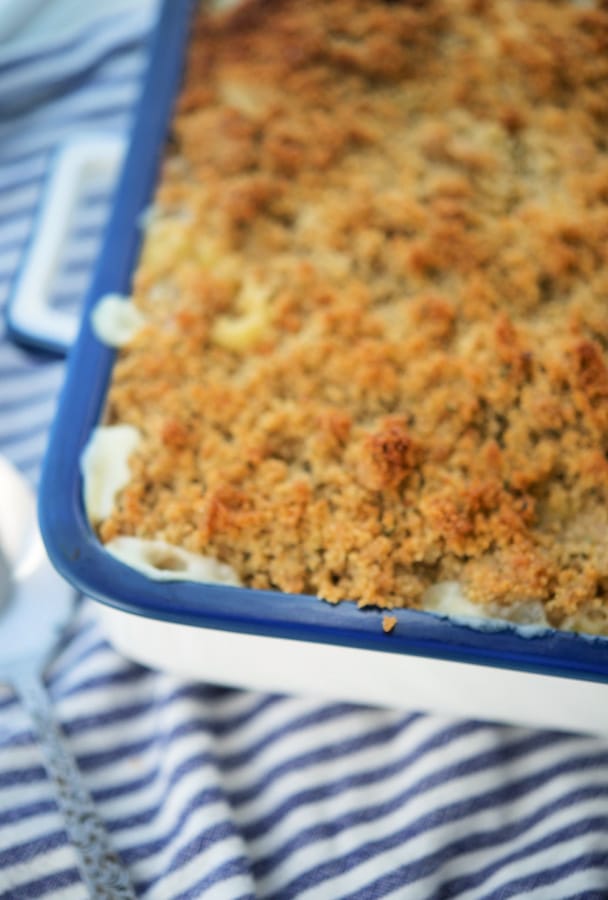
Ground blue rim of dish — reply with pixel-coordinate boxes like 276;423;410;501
39;0;608;685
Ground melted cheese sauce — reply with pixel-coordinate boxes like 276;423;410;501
80;425;141;524
81;428;242;584
422;582;487;619
105;535;242;585
91;294;145;347
422;581;548;628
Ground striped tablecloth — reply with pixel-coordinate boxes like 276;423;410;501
2;3;608;898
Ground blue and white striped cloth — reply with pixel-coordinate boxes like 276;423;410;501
2;3;608;898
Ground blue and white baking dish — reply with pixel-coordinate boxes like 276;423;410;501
39;0;608;735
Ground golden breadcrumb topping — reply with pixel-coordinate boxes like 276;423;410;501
382;615;398;634
98;0;608;633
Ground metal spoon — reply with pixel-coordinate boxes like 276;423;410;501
0;454;136;899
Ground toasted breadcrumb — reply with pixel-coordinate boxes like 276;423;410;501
98;0;608;634
382;616;398;635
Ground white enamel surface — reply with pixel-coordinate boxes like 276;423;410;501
91;294;145;347
105;536;241;585
97;604;608;736
80;425;140;524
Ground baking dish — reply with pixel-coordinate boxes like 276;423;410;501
39;0;608;735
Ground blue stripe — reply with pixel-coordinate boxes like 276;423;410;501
0;696;18;712
122;798;238;870
0;391;54;414
77;697;341;774
93;748;215;804
58;666;178;700
0;144;107;206
60;224;109;244
49;295;83;313
50;280;91;301
0;58;143;125
53;661;246;701
241;721;494;848
0;828;67;868
0;765;46;788
0;14;150;116
0;726;38;750
221;703;364;772
19;458;44;485
126;818;239;869
1;63;141;104
172;856;255;900
36;102;137;131
482;851;608;900
95;712;404;839
1;457;43;486
65;189;112;211
235;716;425;822
3;774;231;875
0;797;56;828
0;114;131;170
0;106;133;165
60;664;156;698
562;893;608;900
0;146;63;169
0;358;62;376
0;389;58;413
241;712;463;805
0;157;47;193
0;234;34;255
263;740;600;898
344;786;608;899
0;9;148;74
59;231;108;255
446;804;608;900
0;266;19;284
1;867;80;899
47;638;118;687
49;287;87;308
61;689;282;738
0;419;52;446
0;228;32;256
0;185;40;216
72;713;255;774
108;785;223;832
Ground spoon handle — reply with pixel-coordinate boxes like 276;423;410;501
13;668;137;899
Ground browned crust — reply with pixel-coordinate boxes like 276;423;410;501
382;615;398;634
100;0;608;633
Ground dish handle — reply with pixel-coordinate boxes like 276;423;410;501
6;133;125;355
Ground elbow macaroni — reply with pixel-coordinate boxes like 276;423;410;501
211;278;273;352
